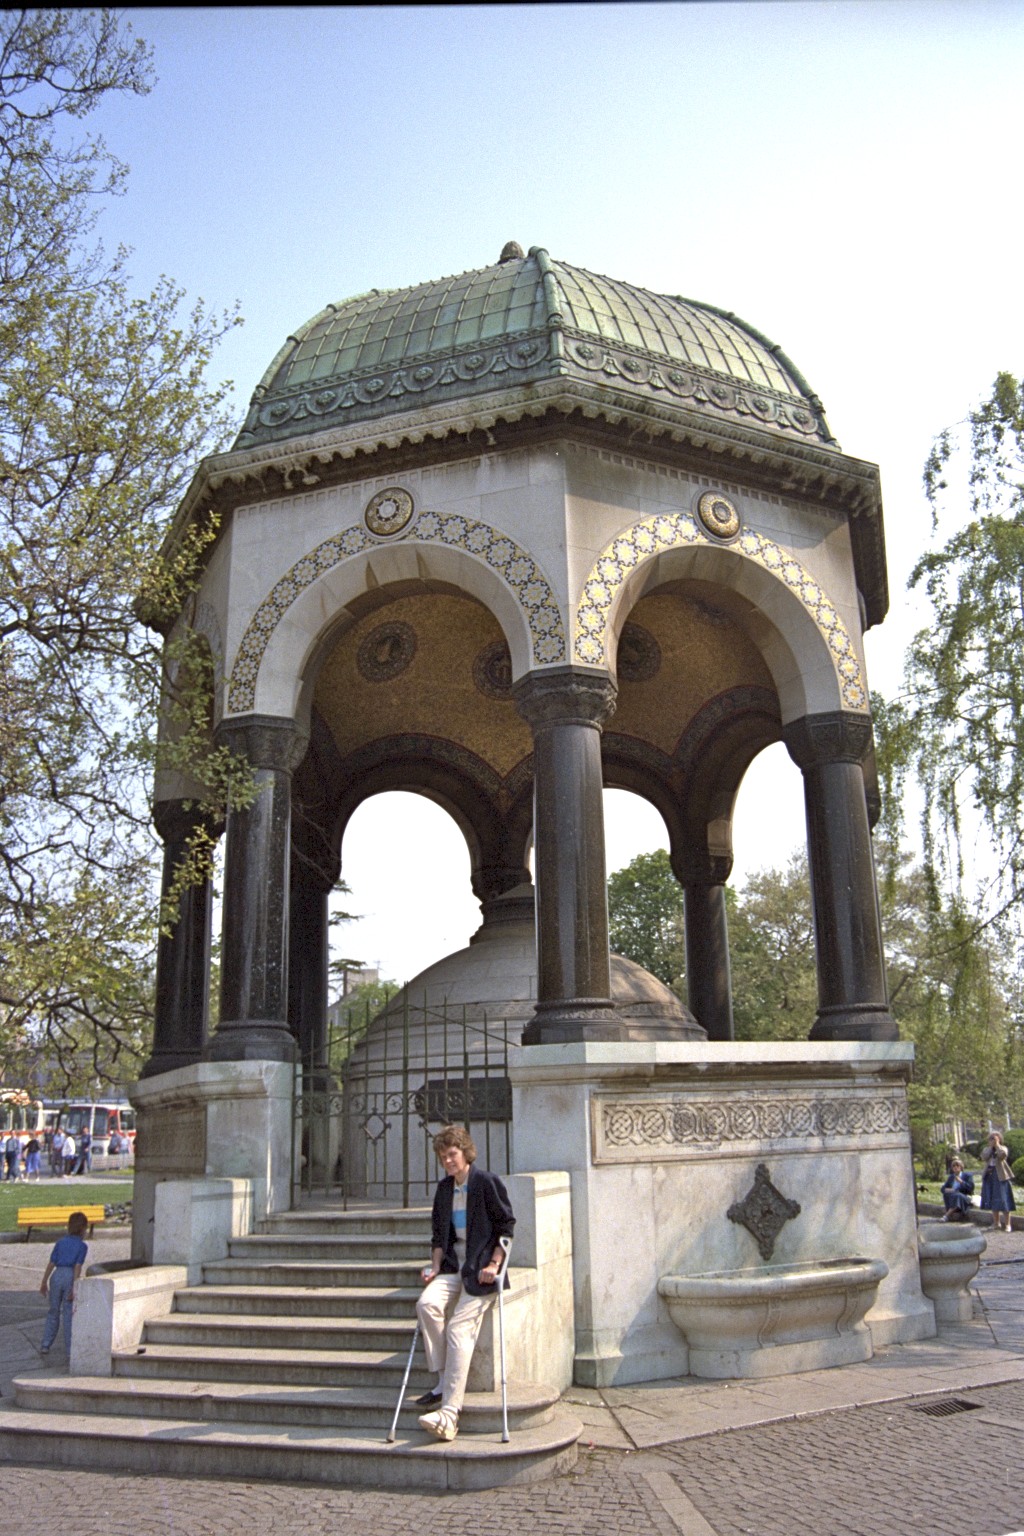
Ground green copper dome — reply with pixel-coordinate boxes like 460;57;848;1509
236;246;834;451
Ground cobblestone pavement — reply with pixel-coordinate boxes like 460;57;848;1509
5;1385;1024;1536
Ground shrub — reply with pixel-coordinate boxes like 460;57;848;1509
1012;1156;1024;1186
1004;1132;1024;1165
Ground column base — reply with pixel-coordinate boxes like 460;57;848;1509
809;1006;900;1042
139;1048;205;1079
522;999;706;1045
205;1020;298;1062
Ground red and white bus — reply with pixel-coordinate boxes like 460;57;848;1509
54;1101;136;1163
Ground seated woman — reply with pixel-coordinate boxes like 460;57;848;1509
941;1158;975;1220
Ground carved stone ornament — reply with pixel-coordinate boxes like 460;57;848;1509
473;639;513;699
616;621;661;682
356;620;417;683
727;1162;801;1261
696;490;741;540
364;486;414;537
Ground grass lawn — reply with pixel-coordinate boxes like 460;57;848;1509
0;1178;133;1233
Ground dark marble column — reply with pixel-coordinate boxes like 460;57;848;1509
288;869;334;1072
513;668;619;1043
207;716;309;1063
673;852;735;1043
141;800;217;1078
784;713;898;1042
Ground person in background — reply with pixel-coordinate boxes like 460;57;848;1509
414;1123;515;1443
75;1128;92;1175
3;1131;21;1181
50;1126;65;1175
39;1210;89;1356
941;1158;975;1221
981;1130;1016;1233
61;1132;76;1179
24;1135;42;1180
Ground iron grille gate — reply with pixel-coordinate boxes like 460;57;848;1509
292;996;515;1207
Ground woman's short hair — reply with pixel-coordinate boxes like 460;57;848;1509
67;1211;89;1236
432;1124;476;1163
950;1158;963;1169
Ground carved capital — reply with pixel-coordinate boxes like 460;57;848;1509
153;797;223;848
215;714;309;774
513;666;617;731
671;849;733;887
782;711;873;770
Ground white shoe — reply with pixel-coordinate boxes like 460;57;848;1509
418;1406;460;1441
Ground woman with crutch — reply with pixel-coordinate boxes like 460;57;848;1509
414;1124;515;1443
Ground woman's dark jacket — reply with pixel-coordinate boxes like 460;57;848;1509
431;1164;515;1297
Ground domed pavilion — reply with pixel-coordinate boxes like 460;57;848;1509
131;249;931;1389
146;242;893;1077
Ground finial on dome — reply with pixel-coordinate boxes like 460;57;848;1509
499;241;525;263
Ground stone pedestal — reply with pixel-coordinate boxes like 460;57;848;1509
130;1060;294;1264
509;1041;935;1387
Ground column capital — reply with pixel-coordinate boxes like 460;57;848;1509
670;849;733;888
513;666;617;730
152;796;222;846
782;711;873;770
215;714;309;774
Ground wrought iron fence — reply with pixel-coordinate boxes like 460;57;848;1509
292;994;515;1207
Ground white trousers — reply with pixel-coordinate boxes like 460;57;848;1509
415;1273;495;1413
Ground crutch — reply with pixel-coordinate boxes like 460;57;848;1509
386;1320;420;1443
496;1233;513;1442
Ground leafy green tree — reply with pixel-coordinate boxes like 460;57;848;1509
880;373;1024;927
728;853;818;1041
0;12;239;1083
607;849;686;990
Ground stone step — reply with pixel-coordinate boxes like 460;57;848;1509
259;1207;431;1238
113;1342;437;1389
228;1233;430;1262
14;1374;559;1433
142;1311;416;1353
0;1405;581;1492
175;1283;422;1318
202;1257;426;1289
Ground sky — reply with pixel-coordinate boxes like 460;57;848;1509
87;2;1024;986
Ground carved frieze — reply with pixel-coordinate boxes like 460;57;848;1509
134;1106;207;1176
592;1086;910;1164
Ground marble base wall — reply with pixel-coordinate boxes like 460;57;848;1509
72;1265;188;1377
467;1171;575;1393
130;1060;293;1264
509;1041;936;1387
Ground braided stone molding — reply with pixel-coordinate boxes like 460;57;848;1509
592;1086;909;1164
574;510;867;713
225;508;566;714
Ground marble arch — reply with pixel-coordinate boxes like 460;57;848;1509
225;510;566;723
578;512;867;723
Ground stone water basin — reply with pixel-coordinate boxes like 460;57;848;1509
917;1219;986;1324
658;1256;889;1379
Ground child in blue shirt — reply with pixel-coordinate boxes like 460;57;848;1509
39;1211;89;1357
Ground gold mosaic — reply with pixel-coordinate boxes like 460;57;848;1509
574;510;867;713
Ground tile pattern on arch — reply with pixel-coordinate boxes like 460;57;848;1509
574;511;867;712
226;510;567;713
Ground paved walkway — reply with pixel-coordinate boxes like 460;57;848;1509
3;1225;1024;1535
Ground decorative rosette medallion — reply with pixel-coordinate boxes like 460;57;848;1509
364;486;414;538
696;491;741;541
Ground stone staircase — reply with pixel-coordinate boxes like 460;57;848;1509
0;1205;580;1490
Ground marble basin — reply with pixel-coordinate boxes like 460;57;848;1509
917;1220;986;1324
658;1257;889;1379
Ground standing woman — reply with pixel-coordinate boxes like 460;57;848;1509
981;1130;1016;1232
